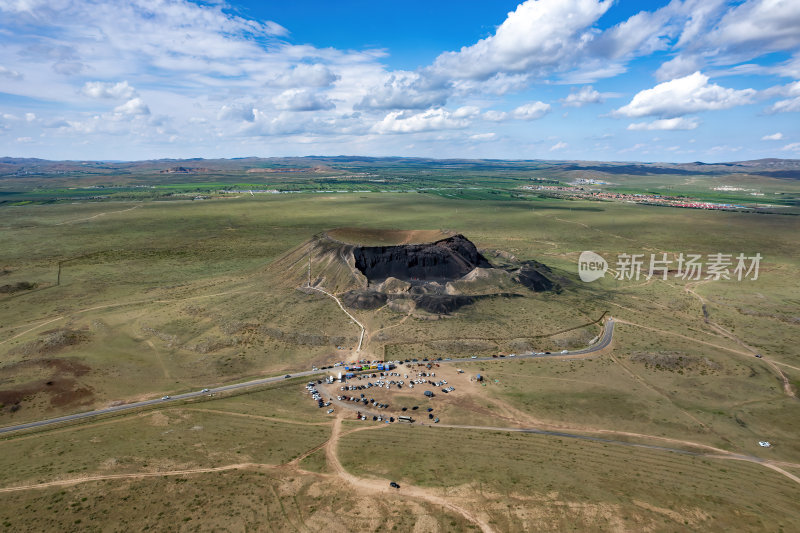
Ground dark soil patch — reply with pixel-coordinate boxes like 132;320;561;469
629;352;722;374
0;358;94;413
0;281;37;294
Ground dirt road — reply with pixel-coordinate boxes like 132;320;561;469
325;415;495;533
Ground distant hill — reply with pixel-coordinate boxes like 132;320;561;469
1;156;799;179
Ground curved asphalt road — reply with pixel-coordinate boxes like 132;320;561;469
0;318;613;435
453;317;614;363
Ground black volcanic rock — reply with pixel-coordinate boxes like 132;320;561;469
341;290;388;310
352;235;491;283
517;262;560;292
414;294;476;314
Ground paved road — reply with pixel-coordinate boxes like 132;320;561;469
443;318;614;364
0;371;317;435
0;319;613;435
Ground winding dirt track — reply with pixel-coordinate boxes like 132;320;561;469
682;281;795;398
55;205;140;226
325;415;495;533
0;463;273;494
305;285;366;352
0;316;66;346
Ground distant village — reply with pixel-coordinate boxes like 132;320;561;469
522;181;766;211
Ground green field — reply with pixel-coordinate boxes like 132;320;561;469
1;159;798;531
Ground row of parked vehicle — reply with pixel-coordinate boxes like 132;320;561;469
306;382;332;411
338;394;390;409
374;379;405;390
356;412;395;423
341;379;404;391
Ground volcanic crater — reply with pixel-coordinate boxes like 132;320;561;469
271;228;562;315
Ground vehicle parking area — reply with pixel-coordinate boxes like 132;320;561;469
301;359;479;425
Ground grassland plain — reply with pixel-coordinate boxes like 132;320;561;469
1;193;797;420
338;425;800;531
0;409;328;486
1;179;799;531
0;470;475;532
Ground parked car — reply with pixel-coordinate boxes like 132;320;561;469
390;481;400;489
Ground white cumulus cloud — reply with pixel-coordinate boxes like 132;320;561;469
372;108;470;134
114;97;150;116
761;132;783;140
430;0;612;81
512;101;551;120
452;106;481;119
81;81;137;99
614;72;755;118
627;117;699;130
561;86;603;107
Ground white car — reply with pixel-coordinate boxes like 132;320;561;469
200;388;210;393
561;350;569;354
471;356;477;359
161;396;170;400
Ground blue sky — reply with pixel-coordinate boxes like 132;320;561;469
0;0;799;162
